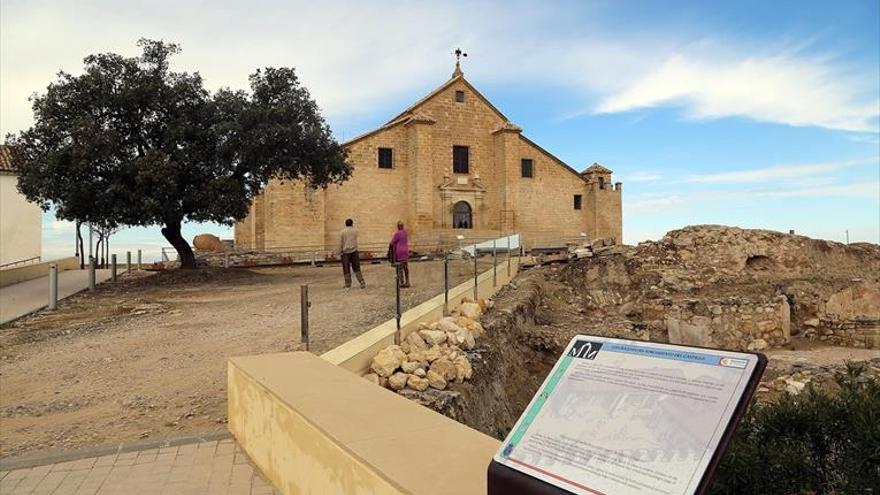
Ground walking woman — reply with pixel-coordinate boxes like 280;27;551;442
390;221;410;288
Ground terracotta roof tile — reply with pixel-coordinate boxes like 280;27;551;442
0;145;15;173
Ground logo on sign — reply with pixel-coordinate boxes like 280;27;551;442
569;340;603;360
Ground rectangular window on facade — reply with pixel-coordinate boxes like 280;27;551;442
574;194;582;210
455;90;465;103
453;145;469;174
378;148;393;169
521;158;534;178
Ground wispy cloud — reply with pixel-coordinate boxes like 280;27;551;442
627;180;879;214
678;158;876;184
595;53;879;133
627;171;664;182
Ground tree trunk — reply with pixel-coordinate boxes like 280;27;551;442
76;222;85;269
161;220;196;269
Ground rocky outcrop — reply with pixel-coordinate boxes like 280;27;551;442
557;225;880;350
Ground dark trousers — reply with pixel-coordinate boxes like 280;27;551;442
342;251;365;288
397;261;410;287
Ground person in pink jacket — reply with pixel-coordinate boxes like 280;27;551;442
390;221;410;288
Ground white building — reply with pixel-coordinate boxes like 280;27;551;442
0;145;42;266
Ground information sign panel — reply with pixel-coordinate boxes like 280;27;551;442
490;335;766;495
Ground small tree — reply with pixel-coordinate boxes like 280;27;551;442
8;39;350;268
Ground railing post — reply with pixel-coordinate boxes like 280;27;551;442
88;257;96;291
473;249;478;301
126;251;132;273
493;239;497;287
48;264;58;310
111;254;117;282
300;285;310;351
394;263;402;344
137;249;142;270
507;235;511;277
443;253;449;316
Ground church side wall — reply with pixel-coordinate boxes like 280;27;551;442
514;138;590;245
263;180;326;250
323;124;412;252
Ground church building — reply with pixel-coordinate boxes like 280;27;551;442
234;60;622;253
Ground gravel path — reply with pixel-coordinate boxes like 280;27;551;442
0;258;495;458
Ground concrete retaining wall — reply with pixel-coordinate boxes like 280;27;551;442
0;257;79;287
228;352;499;495
321;257;520;374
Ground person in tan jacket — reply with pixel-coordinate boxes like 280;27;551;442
339;218;366;289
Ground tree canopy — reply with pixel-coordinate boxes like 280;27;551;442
8;39;351;268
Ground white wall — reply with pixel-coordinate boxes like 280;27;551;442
0;174;42;265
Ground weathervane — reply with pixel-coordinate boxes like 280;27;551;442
453;48;467;76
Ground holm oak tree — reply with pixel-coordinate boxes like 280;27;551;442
8;39;350;268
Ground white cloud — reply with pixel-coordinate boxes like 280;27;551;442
595;53;879;132
627;180;879;215
627;171;663;182
3;0;876;138
679;157;876;184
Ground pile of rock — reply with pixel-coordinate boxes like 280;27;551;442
364;301;485;393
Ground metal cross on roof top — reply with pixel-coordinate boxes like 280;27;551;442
453;48;467;76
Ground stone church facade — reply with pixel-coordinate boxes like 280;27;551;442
234;65;622;253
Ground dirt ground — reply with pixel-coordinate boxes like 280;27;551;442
0;258;496;458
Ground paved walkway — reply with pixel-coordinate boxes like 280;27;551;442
0;269;116;324
0;438;279;495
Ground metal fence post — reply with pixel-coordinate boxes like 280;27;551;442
137;249;142;270
300;285;310;351
126;251;132;273
507;235;511;277
88;257;96;290
48;264;58;310
493;239;497;287
473;249;478;301
443;253;450;316
111;254;117;282
394;263;402;344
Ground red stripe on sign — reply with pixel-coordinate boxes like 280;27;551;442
507;457;609;495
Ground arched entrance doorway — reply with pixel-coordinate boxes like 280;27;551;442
453;201;472;229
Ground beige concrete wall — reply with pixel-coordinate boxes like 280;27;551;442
0;174;42;266
228;352;500;495
322;256;520;375
0;256;79;287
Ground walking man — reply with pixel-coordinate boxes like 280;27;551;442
339;218;366;289
390;221;410;288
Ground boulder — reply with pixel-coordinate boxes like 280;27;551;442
363;373;380;385
371;345;405;377
401;361;425;374
437;318;463;334
413;368;426;377
747;338;769;351
430;358;457;382
404;332;429;352
456;317;485;337
388;372;409;391
423;345;443;363
193;234;226;252
419;329;448;346
459;302;482;320
407;375;429;392
454;328;475;350
426;370;447;390
453;356;473;382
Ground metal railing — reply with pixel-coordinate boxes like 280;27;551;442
0;256;41;269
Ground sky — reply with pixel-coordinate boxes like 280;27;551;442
2;0;879;261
